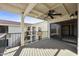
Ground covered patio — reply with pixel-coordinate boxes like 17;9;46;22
0;3;78;56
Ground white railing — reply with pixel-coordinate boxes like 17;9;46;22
24;31;49;43
6;33;21;48
0;33;7;47
0;31;49;48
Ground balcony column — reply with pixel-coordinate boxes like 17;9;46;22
21;12;25;46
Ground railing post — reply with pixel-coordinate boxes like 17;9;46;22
21;12;25;46
4;34;7;47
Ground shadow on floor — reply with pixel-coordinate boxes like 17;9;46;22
54;49;61;56
13;46;25;56
13;39;77;56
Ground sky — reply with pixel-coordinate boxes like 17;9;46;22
0;10;44;24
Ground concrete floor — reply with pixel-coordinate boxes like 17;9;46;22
1;39;77;56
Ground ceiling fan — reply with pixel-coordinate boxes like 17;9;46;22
43;10;62;20
70;11;78;17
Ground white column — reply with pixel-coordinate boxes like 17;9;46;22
48;22;50;39
21;12;25;46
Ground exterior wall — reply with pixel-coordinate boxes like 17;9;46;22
7;24;31;47
8;26;22;33
7;26;21;47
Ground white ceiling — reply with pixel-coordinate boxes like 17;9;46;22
0;3;77;22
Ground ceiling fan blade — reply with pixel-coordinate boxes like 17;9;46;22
49;15;54;19
51;13;62;15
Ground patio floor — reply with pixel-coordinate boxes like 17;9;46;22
1;39;77;56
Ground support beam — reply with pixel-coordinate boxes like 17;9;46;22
24;3;37;16
61;4;70;17
20;3;37;46
21;12;25;46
